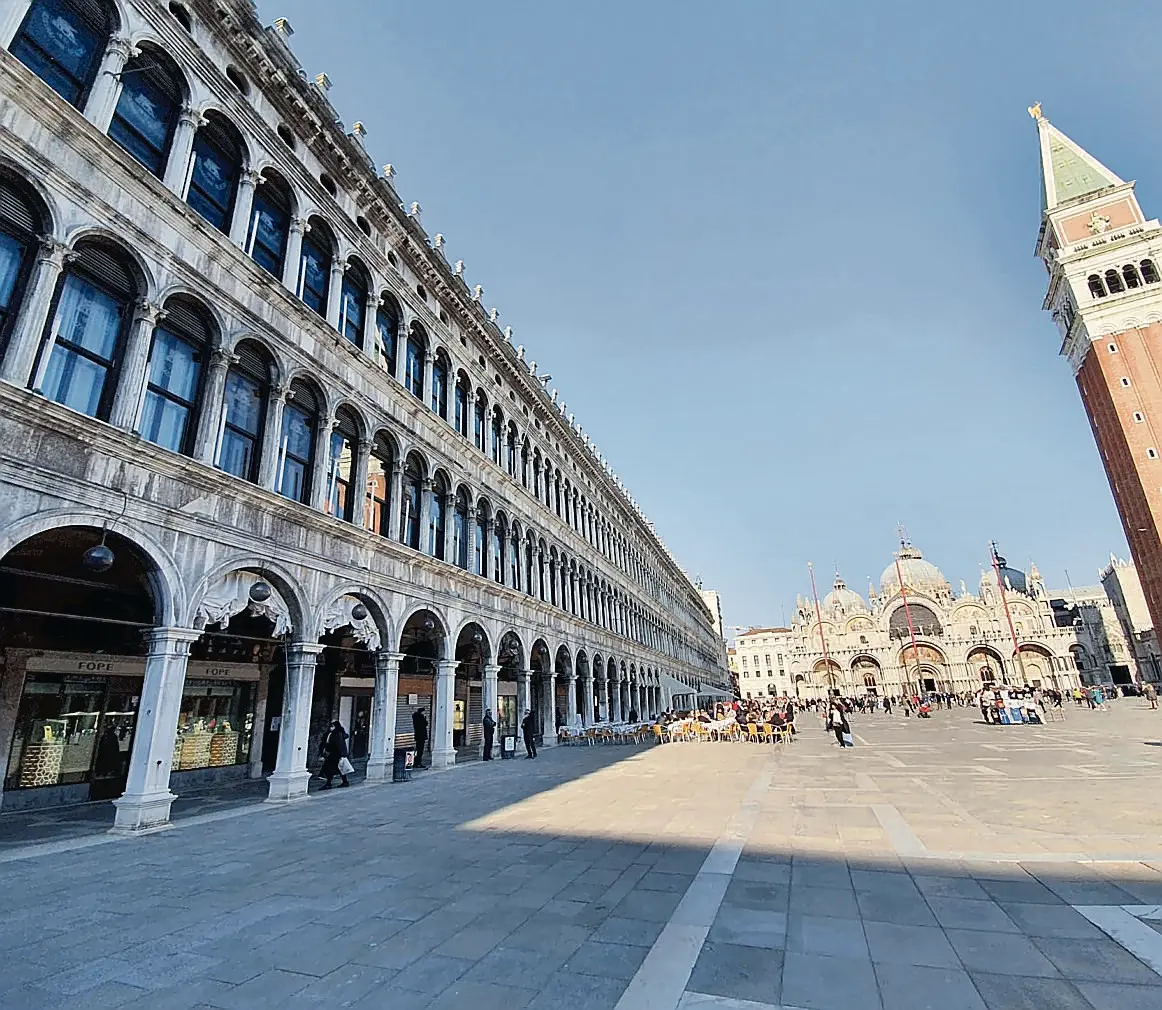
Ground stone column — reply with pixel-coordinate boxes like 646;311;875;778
419;477;433;554
481;662;500;757
267;643;325;801
84;35;136;132
229;169;260;248
465;387;476;444
0;238;72;387
517;668;532;723
565;670;578;726
258;383;290;491
193;347;235;465
247;668;271;780
441;490;454;562
282;218;307;293
110;300;165;431
366;651;402;782
542;672;557;747
363;292;380;356
112;627;202;833
308;415;337;511
325;260;346;330
611;675;622;723
163;105;203;196
422;349;434;407
431;659;457;769
582;673;594;727
484;519;496;580
388;460;404;541
632;682;641;719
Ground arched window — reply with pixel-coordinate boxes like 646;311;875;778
1143;260;1160;285
187;113;244;233
563;480;572;525
339;259;369;346
521;439;529;487
0;174;47;356
366;434;393;536
218;339;268;482
1124;264;1142;290
405;325;425;398
453;487;469;569
454;372;469;437
473;392;487;451
375;297;398;376
246;170;292;278
525;532;536;595
493;515;506;584
11;0;116;108
297;217;332;317
1105;268;1125;294
475;501;489;576
139;295;210;455
490;407;503;466
533;451;542;498
538;539;547;600
509;523;522;590
1086;274;1106;298
109;45;184;177
278;379;319;504
36;240;135;419
548;550;558;606
399;453;423;550
506;422;518;477
427;474;447;558
554;475;562;516
327;406;361;522
431;351;448;418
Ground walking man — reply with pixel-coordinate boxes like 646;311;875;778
482;708;496;760
521;708;538;758
412;707;428;768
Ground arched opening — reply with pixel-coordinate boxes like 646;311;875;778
326;406;362;522
108;43;186;177
490;406;503;467
187;112;245;234
397;610;446;769
365;432;394;537
508;520;522;590
431;350;449;418
604;657;617;721
529;639;551;744
454;371;470;438
1017;644;1055;689
888;603;942;640
967;647;1005;686
577;651;592;726
1;525;160;805
399;452;425;551
1105;268;1125;294
524;530;536;596
852;656;881;695
297;217;333;317
0;171;50;358
339;258;369;346
475;499;490;578
1142;259;1160;285
428;472;448;559
473;390;487;452
492;512;507;586
506;421;518;478
277;377;320;504
12;0;118;108
1124;263;1142;289
374;295;399;376
900;643;948;694
140;294;213;455
452;486;470;569
218;339;270;483
1087;274;1106;298
404;323;426;399
454;623;489;758
35;238;139;420
497;631;524;746
247;169;293;278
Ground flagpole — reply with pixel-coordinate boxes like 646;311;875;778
991;541;1028;686
895;553;924;696
808;562;833;700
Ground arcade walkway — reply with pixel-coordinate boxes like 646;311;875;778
3;706;1162;1009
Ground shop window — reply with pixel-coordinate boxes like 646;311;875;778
11;0;115;108
173;680;254;772
139;296;211;455
109;45;185;178
36;240;136;420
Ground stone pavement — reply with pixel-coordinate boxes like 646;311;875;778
2;702;1162;1009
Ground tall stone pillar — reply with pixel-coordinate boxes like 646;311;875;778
325;260;346;330
388;460;404;542
283;218;307;293
309;415;337;511
163;105;202;196
193;348;236;465
112;627;201;832
229;169;260;249
258;383;290;490
267;643;326;801
366;651;402;782
517;668;532;722
542;672;558;746
565;671;578;726
349;438;370;529
109;301;165;431
582;673;594;727
611;676;622;723
481;662;500;757
431;659;457;769
0;238;71;387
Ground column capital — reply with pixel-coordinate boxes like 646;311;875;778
35;236;75;267
375;650;406;666
178;103;205;130
240;168;262;188
141;626;202;654
482;663;501;676
436;659;458;677
209;346;238;370
106;34;137;61
132;299;166;327
290;216;309;236
285;642;327;659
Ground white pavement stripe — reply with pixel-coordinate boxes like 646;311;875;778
872;803;926;856
679;991;807;1010
1076;905;1162;978
615;768;772;1010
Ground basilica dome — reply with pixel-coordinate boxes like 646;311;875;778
880;543;948;595
823;576;867;614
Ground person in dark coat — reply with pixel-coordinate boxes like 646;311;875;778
482;708;496;761
320;720;349;788
412;708;428;768
95;724;123;779
521;709;537;758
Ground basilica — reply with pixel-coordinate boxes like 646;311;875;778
735;542;1091;700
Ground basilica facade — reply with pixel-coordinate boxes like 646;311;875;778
736;543;1088;701
0;0;727;828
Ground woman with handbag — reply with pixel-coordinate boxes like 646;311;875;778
320;720;352;788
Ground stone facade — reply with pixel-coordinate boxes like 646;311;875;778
0;0;726;828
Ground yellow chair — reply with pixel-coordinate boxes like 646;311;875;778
746;722;760;743
652;724;664;744
760;723;774;744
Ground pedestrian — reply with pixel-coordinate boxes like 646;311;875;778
829;700;851;748
482;708;496;760
1145;683;1158;710
319;719;350;789
521;708;538;758
412;707;428;768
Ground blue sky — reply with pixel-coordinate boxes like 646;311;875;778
255;0;1162;629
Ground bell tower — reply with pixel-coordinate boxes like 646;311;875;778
1033;104;1162;636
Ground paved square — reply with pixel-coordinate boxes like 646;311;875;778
4;703;1162;1008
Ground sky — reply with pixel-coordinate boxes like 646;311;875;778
255;0;1162;630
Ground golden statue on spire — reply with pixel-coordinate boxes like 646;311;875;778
1027;101;1043;121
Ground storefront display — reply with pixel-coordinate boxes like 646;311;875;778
172;670;258;772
